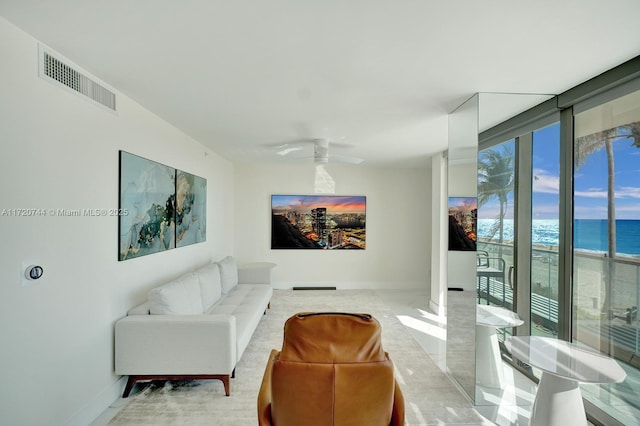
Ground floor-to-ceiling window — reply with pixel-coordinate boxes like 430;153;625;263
572;88;640;425
477;121;561;343
475;59;640;424
530;123;561;338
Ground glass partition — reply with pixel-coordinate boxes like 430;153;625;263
446;94;479;401
446;92;554;405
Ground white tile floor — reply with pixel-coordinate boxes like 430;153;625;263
378;289;539;426
93;289;594;425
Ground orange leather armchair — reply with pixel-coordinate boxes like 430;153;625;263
257;312;405;426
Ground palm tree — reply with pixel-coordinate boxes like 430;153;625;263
477;144;515;256
574;120;640;355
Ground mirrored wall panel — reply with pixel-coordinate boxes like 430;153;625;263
447;94;479;401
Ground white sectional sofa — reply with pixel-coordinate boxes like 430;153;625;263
115;256;273;397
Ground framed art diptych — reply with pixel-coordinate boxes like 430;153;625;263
118;151;206;261
176;171;207;248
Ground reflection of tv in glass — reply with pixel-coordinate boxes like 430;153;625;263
271;195;366;250
448;197;477;251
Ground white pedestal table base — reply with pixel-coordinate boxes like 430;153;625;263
531;372;587;426
475;325;504;388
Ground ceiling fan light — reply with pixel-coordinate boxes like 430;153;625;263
314;165;335;194
314;138;330;163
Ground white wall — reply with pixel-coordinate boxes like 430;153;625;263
0;18;234;425
234;163;431;289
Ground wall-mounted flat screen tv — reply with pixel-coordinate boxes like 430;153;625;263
271;195;366;250
448;197;477;251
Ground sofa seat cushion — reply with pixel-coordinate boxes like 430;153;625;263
208;284;273;360
148;272;203;315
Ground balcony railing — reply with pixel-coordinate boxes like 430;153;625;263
477;241;640;359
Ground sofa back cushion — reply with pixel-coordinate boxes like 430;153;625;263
196;262;222;312
148;272;203;315
217;256;238;294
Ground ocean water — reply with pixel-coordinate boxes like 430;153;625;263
477;219;640;256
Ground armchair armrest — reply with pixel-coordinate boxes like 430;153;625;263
257;349;279;426
115;314;237;375
391;380;405;426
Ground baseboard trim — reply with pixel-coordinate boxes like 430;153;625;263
65;375;126;426
429;299;445;317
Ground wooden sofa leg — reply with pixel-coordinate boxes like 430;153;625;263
122;375;138;398
221;375;230;396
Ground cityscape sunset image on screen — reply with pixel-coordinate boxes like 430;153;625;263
271;195;366;249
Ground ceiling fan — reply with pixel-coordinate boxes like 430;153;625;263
271;138;364;194
273;138;364;165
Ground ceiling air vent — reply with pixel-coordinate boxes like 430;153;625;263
39;45;116;112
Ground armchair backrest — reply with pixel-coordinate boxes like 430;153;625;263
264;312;403;426
279;312;386;363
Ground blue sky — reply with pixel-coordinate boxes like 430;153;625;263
531;124;560;221
573;133;640;220
271;195;366;213
478;122;640;221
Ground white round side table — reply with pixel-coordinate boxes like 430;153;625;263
507;336;626;426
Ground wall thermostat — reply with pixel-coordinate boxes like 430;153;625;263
25;265;44;280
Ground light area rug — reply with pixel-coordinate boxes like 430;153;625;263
109;290;489;425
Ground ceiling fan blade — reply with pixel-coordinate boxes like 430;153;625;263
268;139;314;156
267;137;362;165
330;154;364;165
325;136;351;149
276;146;306;156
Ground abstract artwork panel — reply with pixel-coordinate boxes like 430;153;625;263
271;195;366;250
448;197;477;251
119;151;176;261
176;170;207;247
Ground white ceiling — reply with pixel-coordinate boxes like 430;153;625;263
2;1;640;168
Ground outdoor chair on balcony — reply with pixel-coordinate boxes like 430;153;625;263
477;250;506;305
